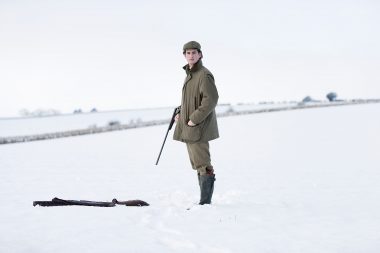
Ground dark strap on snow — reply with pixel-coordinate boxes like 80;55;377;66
52;198;116;207
33;197;149;207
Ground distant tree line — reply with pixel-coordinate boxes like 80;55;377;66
19;108;61;117
73;108;98;114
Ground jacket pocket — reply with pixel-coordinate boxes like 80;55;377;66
181;124;202;142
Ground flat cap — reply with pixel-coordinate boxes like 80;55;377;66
183;41;201;52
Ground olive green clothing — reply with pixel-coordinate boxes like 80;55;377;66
186;142;211;175
173;60;219;143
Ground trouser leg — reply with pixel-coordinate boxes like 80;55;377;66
185;142;212;175
186;142;215;204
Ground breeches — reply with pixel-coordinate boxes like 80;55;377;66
186;142;212;175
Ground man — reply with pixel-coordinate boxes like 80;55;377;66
173;41;219;205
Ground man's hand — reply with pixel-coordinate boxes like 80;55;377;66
175;113;180;122
187;120;196;127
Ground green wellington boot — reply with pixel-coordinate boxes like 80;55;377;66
199;168;215;205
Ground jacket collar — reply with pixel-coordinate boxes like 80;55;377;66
183;60;203;74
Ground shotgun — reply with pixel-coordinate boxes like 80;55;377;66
155;106;181;165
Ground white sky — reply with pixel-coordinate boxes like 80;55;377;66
0;0;379;117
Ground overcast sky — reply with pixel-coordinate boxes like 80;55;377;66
0;0;379;117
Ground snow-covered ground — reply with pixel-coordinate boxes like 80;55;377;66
1;103;380;253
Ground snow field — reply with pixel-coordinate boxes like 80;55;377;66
1;103;380;252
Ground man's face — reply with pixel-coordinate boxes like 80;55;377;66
184;49;202;67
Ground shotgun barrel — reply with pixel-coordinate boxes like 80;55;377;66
155;106;181;165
